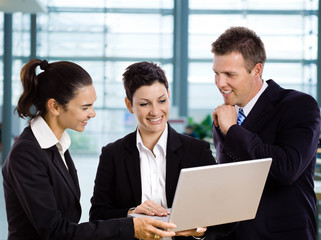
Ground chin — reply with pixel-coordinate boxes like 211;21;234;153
224;99;236;105
75;127;85;132
154;125;166;133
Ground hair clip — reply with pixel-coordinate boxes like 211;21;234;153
40;59;49;70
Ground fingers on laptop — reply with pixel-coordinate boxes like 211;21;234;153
175;227;207;237
135;200;170;216
133;217;176;239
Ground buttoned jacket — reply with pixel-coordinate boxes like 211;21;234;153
2;126;134;240
213;80;321;240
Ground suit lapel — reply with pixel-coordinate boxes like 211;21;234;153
64;151;81;199
123;131;142;204
122;126;183;206
49;146;80;200
165;125;183;207
243;80;280;131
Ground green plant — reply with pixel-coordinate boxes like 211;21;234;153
188;114;213;140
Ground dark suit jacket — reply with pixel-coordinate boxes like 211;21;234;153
90;124;236;239
213;80;321;240
2;126;134;240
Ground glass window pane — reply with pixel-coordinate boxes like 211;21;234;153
189;0;317;10
105;14;173;58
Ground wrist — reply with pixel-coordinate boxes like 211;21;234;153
128;207;136;216
192;236;205;240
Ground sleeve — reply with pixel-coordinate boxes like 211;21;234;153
4;140;134;240
223;93;321;185
90;144;131;221
203;222;238;240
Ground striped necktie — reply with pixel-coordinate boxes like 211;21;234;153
237;108;246;125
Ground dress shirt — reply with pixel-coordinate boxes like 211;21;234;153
30;116;71;169
235;80;268;116
136;124;168;208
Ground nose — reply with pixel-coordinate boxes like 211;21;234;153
89;107;96;118
149;103;160;116
215;74;227;88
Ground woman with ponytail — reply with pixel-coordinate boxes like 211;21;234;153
2;59;176;240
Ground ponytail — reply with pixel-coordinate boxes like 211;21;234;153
16;59;42;119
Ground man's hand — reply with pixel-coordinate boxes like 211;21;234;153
175;227;207;238
212;104;237;134
133;217;176;239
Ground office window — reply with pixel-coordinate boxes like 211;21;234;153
188;0;318;120
1;0;318;153
34;1;174;153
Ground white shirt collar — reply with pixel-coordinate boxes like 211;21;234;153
30;116;71;153
236;80;268;116
136;124;168;157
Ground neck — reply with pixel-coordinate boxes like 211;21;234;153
43;115;64;140
241;78;263;107
139;129;163;152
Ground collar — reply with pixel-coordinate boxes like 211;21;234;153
136;123;168;157
236;80;268;116
30;116;71;153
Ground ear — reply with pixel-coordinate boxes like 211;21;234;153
125;97;133;114
252;63;263;78
47;98;61;117
167;90;170;100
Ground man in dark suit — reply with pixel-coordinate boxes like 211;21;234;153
211;26;321;240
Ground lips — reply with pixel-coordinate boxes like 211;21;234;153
148;116;163;124
81;120;88;126
149;117;162;122
221;89;232;94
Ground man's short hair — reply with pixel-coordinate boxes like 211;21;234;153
211;26;266;72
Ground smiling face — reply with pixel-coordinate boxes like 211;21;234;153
56;84;97;133
212;51;263;107
125;81;170;139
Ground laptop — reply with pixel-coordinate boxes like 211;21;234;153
130;157;272;232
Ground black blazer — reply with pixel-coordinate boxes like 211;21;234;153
90;124;236;239
213;80;321;240
2;126;134;240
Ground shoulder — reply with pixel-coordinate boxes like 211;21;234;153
180;134;211;151
101;130;136;152
281;89;318;113
9;127;41;157
168;125;210;148
3;127;48;174
267;80;318;109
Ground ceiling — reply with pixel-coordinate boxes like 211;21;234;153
0;0;46;13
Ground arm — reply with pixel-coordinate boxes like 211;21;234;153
90;144;131;220
223;94;320;184
4;140;134;240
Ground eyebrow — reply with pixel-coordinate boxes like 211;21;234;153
138;94;167;101
81;103;93;107
214;69;236;75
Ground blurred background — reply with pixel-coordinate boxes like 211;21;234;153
0;0;320;239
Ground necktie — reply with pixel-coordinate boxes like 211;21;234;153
237;108;246;125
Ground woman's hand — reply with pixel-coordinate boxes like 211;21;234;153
175;227;207;238
132;200;170;217
133;217;176;239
